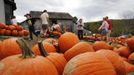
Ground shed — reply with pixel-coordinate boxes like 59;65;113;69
20;11;75;32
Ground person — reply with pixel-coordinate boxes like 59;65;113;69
11;16;17;25
106;16;112;41
98;17;109;41
40;10;49;37
77;18;84;39
24;14;36;40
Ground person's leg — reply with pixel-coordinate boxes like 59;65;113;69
78;30;81;39
29;26;33;40
81;30;83;39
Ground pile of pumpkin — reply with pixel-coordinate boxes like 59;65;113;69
0;23;29;37
0;32;134;75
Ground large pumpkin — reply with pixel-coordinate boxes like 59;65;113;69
37;41;67;75
96;50;126;75
92;41;113;51
58;32;79;53
126;36;134;51
32;41;56;55
123;61;134;73
0;39;58;75
64;42;94;61
63;52;117;75
0;38;21;59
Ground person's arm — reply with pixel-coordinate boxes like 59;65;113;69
98;21;105;30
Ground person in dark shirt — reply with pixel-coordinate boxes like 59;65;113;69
24;14;36;40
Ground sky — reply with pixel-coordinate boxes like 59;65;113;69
14;0;134;22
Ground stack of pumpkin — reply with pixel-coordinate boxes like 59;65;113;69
0;23;29;37
0;32;134;75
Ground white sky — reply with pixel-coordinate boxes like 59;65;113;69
14;0;134;22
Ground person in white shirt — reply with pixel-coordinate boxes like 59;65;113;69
11;16;17;25
77;18;84;39
40;10;49;37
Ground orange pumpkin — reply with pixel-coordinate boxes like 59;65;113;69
32;41;56;55
64;42;94;61
9;25;16;30
126;36;134;51
0;23;5;29
16;25;23;31
0;39;58;75
23;30;29;36
123;61;134;73
114;46;131;58
12;30;18;36
92;41;113;51
0;38;21;59
58;32;79;53
63;52;117;75
18;30;24;37
5;30;11;36
128;53;134;64
0;29;6;35
38;41;67;75
96;50;126;75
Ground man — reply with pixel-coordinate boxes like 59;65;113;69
40;10;49;37
24;14;36;40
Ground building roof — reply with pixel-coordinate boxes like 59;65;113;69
29;11;73;20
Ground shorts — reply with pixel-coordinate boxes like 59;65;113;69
35;31;40;36
101;29;108;35
42;24;48;30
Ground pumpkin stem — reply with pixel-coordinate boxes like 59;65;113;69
38;41;48;57
16;38;35;58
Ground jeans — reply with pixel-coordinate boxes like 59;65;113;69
78;30;83;39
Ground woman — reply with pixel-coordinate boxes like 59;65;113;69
98;17;109;41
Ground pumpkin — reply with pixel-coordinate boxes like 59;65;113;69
0;39;58;75
92;41;113;51
5;26;10;30
5;30;11;36
63;52;117;75
0;38;21;59
114;46;131;58
0;23;5;29
128;53;134;64
96;50;126;75
123;61;134;73
58;32;79;53
38;41;67;75
16;25;23;31
126;36;134;51
18;30;24;36
52;31;62;37
64;42;94;61
12;30;18;36
23;30;29;36
9;25;16;30
0;29;6;35
32;41;56;55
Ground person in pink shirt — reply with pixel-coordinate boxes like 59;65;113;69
98;17;109;41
